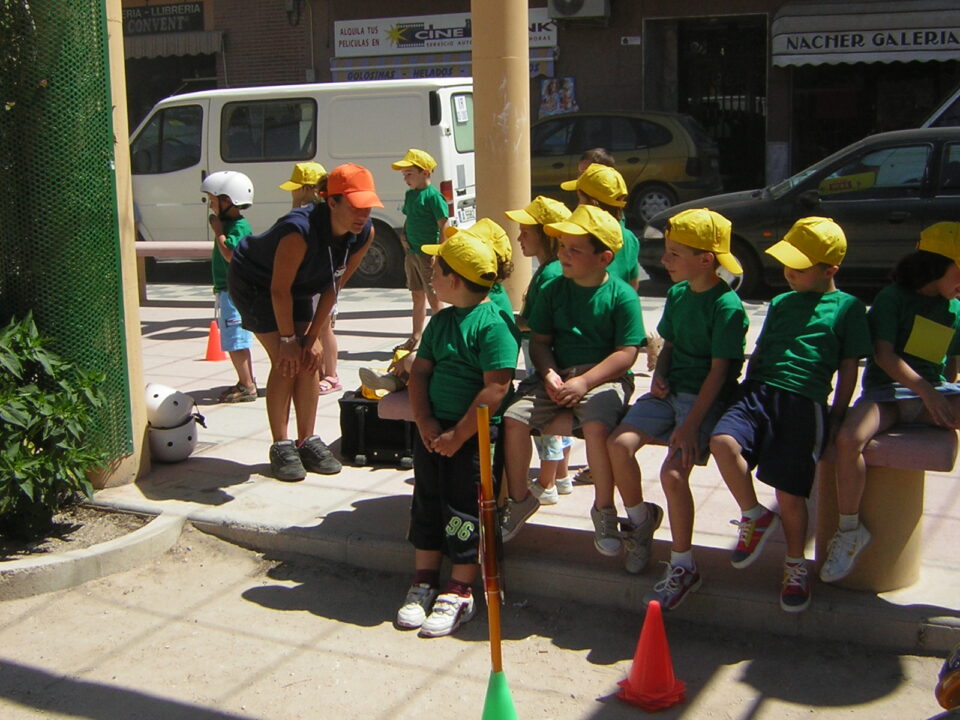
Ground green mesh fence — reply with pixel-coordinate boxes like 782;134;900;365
0;1;133;458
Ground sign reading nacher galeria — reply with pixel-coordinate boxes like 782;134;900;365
123;2;203;36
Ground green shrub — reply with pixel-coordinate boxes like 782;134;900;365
0;313;106;540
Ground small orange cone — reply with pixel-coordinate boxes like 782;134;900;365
617;600;686;710
204;320;228;361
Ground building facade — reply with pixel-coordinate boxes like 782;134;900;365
122;0;960;191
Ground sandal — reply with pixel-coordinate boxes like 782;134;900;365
318;375;343;395
219;383;257;403
573;467;593;485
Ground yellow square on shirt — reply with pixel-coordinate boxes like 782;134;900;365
903;315;955;364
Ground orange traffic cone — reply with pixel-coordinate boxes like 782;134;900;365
204;320;228;361
617;600;686;710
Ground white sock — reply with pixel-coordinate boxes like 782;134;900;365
743;504;767;521
670;550;695;571
785;555;805;566
626;502;650;527
838;513;859;532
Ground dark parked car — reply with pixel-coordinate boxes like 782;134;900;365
531;111;723;224
641;127;960;297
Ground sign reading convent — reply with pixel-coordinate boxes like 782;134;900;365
123;2;203;36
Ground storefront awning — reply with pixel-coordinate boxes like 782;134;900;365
124;30;223;59
772;1;960;66
330;47;555;82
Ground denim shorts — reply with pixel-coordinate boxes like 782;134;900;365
216;291;253;352
621;391;724;466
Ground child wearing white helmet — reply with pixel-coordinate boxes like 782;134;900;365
201;170;258;403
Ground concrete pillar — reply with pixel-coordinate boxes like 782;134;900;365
101;0;150;486
471;0;532;307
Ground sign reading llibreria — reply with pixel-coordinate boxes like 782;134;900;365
123;3;203;35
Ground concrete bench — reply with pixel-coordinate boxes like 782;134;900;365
815;425;959;592
135;241;213;303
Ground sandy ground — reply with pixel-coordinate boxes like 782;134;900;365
0;525;947;720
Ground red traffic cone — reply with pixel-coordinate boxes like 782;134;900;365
617;600;686;710
204;320;228;361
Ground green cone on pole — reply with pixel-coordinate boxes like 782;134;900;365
482;671;518;720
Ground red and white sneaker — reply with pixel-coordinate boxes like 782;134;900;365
419;592;476;638
780;560;811;613
729;508;780;568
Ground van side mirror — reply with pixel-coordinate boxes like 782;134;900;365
798;189;820;209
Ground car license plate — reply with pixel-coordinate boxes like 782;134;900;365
458;204;476;226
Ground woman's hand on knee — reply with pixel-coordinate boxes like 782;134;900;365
278;341;301;377
300;338;322;375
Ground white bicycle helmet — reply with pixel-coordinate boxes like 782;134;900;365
201;170;254;208
149;415;199;463
145;383;195;429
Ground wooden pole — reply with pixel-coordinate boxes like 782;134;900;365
476;404;502;673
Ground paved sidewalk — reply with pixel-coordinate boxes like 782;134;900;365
95;282;960;653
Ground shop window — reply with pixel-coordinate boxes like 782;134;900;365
221;99;316;163
130;105;202;175
818;145;930;199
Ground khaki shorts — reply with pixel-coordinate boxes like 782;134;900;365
503;366;634;433
404;252;436;293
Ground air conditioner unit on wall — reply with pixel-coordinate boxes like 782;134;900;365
548;0;610;20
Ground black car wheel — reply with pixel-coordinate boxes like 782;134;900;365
629;183;677;225
353;221;405;288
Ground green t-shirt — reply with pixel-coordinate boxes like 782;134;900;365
418;301;520;422
528;274;646;369
488;283;514;318
401;184;448;253
863;283;960;390
607;219;640;285
749;289;872;405
519;258;563;340
657;280;747;399
211;215;252;292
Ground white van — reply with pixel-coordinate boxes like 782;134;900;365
129;78;476;286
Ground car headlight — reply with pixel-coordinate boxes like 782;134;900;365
643;224;664;240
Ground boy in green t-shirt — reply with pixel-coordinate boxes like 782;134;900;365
709;217;872;613
396;222;519;638
201;170;256;403
608;209;748;608
392;149;449;352
500;205;646;555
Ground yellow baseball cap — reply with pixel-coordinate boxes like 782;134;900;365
391;148;437;172
560;163;628;208
666;208;742;276
279;162;327;191
919;222;960;264
544;204;623;253
505;196;572;226
444;218;512;264
766;216;847;270
422;229;498;287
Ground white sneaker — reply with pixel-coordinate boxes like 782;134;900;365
396;583;438;629
528;480;559;505
555;475;573;495
820;524;872;583
419;592;476;637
